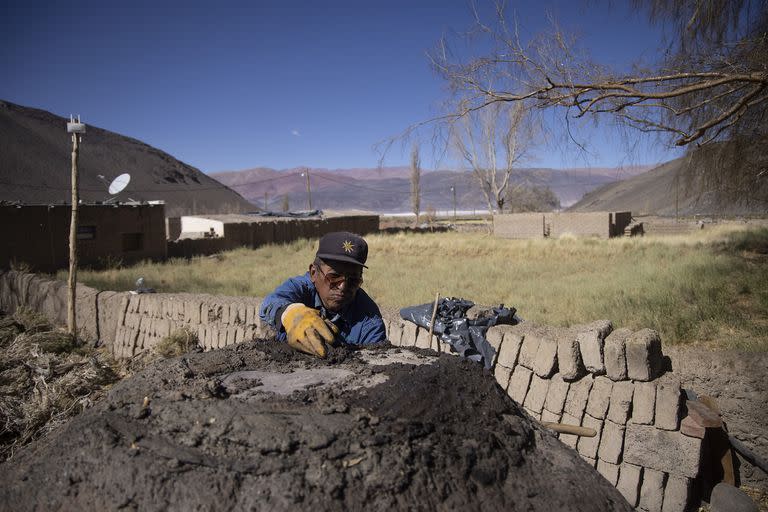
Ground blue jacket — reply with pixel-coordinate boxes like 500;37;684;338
259;272;386;345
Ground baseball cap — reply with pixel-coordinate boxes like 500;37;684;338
316;231;368;267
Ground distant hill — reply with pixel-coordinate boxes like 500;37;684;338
0;100;254;217
212;165;651;213
568;141;768;216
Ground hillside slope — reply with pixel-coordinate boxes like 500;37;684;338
570;159;768;216
0;101;254;217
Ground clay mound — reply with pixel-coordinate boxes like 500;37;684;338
0;342;632;511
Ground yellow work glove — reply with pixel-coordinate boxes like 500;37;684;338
281;303;339;358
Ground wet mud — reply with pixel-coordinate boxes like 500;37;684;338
0;341;632;511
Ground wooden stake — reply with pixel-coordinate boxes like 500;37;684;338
67;132;80;336
428;292;440;352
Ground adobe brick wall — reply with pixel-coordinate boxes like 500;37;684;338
0;269;705;511
494;211;632;239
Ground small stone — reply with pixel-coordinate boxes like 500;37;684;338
604;327;631;381
680;416;706;439
616;463;642;507
631;381;656;425
685;400;723;428
638;468;665;512
625;328;663;381
607;380;634;425
710;482;759;512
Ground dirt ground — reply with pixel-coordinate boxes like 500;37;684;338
0;341;632;512
665;346;768;494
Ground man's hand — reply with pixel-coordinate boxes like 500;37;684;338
281;304;338;358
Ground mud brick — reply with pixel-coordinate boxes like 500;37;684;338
244;326;255;342
597;420;625;464
626;328;663;381
577;329;605;375
508;365;533;404
563;375;594;419
245;303;254;326
196;325;206;345
577;414;603;459
517;334;540;369
494;365;512;391
387;319;404;345
486;326;505;368
533;338;558;378
227;327;238;346
524;374;550;414
617;463;642;507
414;327;431;349
218;328;227;349
540;409;561;424
429;332;440;353
685;400;722;428
586;376;613;419
624;424;702;477
557;334;586;381
159;319;172;338
655;375;682;430
604;327;631;381
639;468;666;512
631;381;657;424
401;321;418;347
189;300;202;325
597;459;620;486
662;475;691;512
558;412;581;448
607;380;635;425
496;331;524;369
544;373;570;415
235;327;245;343
580;454;597;468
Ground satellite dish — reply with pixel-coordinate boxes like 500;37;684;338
108;173;131;195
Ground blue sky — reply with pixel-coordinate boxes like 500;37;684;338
1;0;682;173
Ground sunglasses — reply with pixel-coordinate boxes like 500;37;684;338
316;265;363;289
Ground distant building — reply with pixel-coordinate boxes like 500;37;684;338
493;211;633;239
1;202;167;272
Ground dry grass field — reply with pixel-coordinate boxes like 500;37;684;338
64;225;768;351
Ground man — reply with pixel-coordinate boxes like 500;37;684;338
259;231;386;357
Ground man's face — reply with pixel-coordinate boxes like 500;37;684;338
309;259;364;313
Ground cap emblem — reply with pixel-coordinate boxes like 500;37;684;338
342;240;354;253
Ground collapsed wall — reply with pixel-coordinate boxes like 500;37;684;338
0;270;712;511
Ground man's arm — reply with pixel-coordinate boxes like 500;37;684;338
259;274;312;335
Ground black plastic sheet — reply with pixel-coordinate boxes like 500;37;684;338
399;298;520;369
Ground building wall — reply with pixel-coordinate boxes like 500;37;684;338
494;212;632;239
0;204;166;272
181;217;224;236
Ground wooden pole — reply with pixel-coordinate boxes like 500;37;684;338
67;131;80;336
305;169;312;210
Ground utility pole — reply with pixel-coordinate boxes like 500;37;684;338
302;169;313;210
450;185;457;220
66;115;85;337
264;191;269;211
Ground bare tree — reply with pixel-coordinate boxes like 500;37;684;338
450;100;534;213
425;0;767;207
410;144;421;224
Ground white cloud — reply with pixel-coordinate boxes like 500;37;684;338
291;129;301;137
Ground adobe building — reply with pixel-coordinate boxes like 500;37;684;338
0;202;167;272
494;211;633;239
